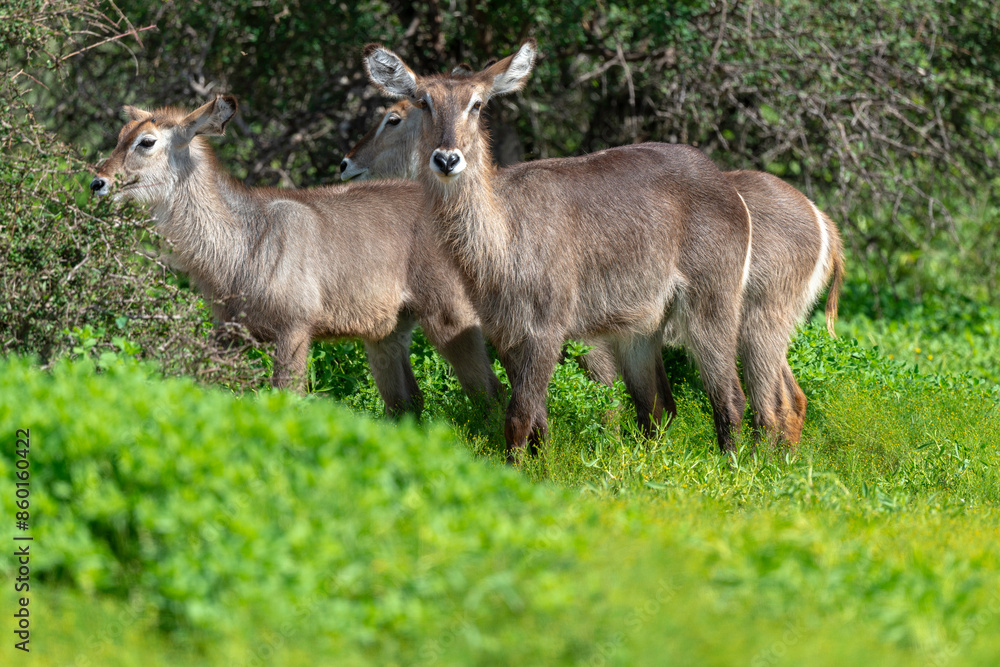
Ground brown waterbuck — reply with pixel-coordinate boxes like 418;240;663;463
341;99;844;447
364;40;758;459
89;95;501;415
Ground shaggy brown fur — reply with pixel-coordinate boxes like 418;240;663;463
343;99;845;447
91;95;500;415
365;41;755;459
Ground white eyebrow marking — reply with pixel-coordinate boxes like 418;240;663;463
374;111;395;140
462;95;482;119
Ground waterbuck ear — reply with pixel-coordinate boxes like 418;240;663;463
483;39;536;97
123;105;153;122
179;94;238;139
363;44;417;98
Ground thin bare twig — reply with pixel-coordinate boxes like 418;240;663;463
59;24;155;61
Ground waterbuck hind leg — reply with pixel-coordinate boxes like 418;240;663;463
420;314;502;404
365;319;424;418
500;337;562;465
272;328;312;393
685;308;747;454
739;320;807;449
615;335;677;436
780;362;807;446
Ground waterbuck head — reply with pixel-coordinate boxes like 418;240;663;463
340;100;421;181
362;40;536;185
90;95;237;202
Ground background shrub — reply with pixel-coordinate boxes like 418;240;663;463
22;0;1000;312
0;0;266;386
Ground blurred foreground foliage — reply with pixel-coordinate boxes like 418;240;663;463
1;334;999;664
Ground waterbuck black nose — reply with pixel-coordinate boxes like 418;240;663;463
90;177;107;194
430;149;466;178
432;152;449;174
432;151;461;175
340;159;348;173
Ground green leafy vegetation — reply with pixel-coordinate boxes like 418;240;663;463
839;301;1000;385
1;344;999;665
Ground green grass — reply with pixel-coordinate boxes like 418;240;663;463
835;287;1000;384
1;323;999;665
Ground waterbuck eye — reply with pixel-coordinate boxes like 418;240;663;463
139;137;156;148
386;114;402;126
472;100;482;113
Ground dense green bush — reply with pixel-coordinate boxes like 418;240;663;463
0;1;269;385
26;0;1000;311
0;356;582;630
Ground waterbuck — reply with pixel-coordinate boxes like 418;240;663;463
342;99;844;446
364;40;757;459
89;95;501;415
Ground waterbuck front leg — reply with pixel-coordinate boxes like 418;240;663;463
272;327;311;393
364;316;424;418
499;335;562;465
614;334;678;436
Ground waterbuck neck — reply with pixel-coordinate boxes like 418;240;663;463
421;143;512;281
149;141;262;298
